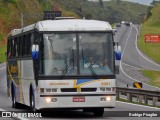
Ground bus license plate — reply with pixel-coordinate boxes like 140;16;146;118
73;97;85;102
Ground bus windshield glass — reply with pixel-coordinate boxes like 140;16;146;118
39;32;114;76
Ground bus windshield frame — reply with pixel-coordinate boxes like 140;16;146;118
39;31;115;79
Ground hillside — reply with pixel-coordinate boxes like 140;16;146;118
0;0;148;63
0;0;148;42
53;0;148;24
138;5;160;64
103;1;148;23
138;5;160;87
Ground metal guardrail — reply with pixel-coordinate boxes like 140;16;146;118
116;87;160;107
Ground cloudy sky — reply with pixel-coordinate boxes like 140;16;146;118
125;0;153;5
88;0;153;5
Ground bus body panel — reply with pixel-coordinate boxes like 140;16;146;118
38;96;116;109
36;79;116;109
7;59;35;106
20;60;35;106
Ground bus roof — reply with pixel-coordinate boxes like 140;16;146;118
9;19;112;36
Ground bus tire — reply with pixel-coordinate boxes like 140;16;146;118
30;89;36;112
93;108;104;117
11;85;18;108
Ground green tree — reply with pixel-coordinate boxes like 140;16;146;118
99;0;103;8
116;0;121;4
3;0;18;4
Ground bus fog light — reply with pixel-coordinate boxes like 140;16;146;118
106;96;111;101
101;96;111;101
101;97;106;101
51;98;57;102
46;98;51;103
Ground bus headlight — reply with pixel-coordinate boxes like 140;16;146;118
46;98;57;103
106;96;111;101
46;98;51;103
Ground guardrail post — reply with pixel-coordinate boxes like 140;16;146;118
153;97;158;106
139;95;143;103
144;95;148;104
127;93;132;102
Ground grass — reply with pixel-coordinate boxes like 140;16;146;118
138;25;160;64
137;5;160;88
138;5;160;64
0;33;5;41
142;70;160;88
0;44;7;63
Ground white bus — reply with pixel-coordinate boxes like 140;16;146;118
7;19;121;116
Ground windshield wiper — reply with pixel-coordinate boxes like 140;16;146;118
60;50;74;78
86;58;98;78
60;58;73;78
82;49;97;78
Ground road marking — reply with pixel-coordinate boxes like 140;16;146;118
114;26;126;41
120;25;160;90
121;62;142;70
116;101;160;110
134;25;160;70
0;108;6;111
0;67;6;71
121;26;132;58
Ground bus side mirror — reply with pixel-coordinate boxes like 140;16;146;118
115;43;121;60
32;45;39;60
112;28;117;35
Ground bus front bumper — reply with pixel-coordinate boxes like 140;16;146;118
37;94;116;109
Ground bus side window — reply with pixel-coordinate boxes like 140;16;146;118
27;33;32;56
7;39;12;58
19;36;22;57
11;38;14;58
14;38;18;58
17;37;20;57
22;35;26;56
30;33;34;53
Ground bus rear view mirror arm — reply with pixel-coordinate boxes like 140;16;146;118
115;66;119;74
114;43;121;60
32;44;39;60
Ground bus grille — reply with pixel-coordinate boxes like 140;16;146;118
61;88;97;92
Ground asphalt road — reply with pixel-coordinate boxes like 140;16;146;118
0;24;160;119
114;24;160;90
0;65;159;119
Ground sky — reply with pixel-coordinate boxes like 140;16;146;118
88;0;153;5
125;0;153;5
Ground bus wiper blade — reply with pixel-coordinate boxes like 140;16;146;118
60;58;73;79
87;60;98;78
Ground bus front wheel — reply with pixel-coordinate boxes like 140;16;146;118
93;108;104;117
30;91;36;112
11;86;18;108
12;93;17;108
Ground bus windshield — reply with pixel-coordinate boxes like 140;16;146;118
39;32;114;76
